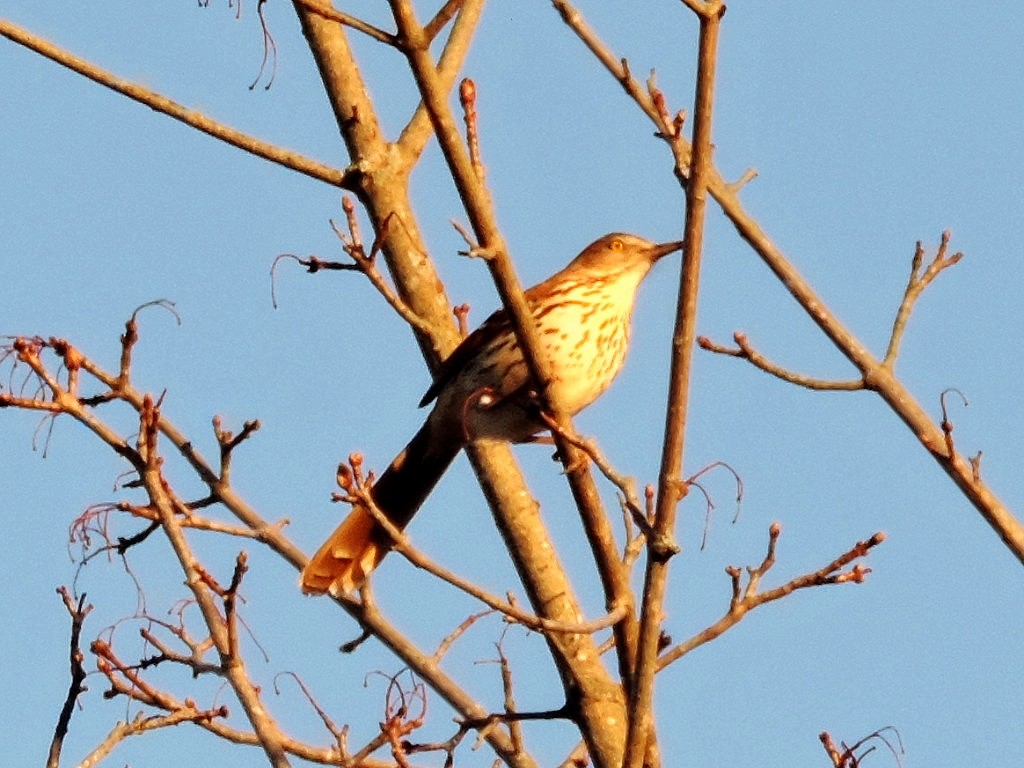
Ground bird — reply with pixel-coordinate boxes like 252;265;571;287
300;232;682;595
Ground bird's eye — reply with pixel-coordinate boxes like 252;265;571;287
611;239;623;251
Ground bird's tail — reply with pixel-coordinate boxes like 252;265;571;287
300;417;461;595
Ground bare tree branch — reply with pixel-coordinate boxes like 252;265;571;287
625;5;724;767
553;0;1024;573
698;332;865;391
47;588;92;768
389;5;636;766
657;525;885;669
883;231;963;368
0;18;352;189
5;3;990;766
1;329;530;765
294;0;398;46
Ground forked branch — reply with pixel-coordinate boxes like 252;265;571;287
883;231;963;367
698;232;964;391
657;524;885;669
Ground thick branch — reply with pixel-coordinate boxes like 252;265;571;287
626;5;724;768
395;2;640;732
388;6;636;767
395;0;486;162
292;0;461;368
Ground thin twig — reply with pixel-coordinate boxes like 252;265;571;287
698;333;864;391
132;393;291;767
699;232;964;391
334;205;440;338
460;78;486;183
495;632;525;753
433;610;494;661
273;671;349;750
214;415;261;485
883;231;963;368
47;588;93;768
540;412;653;539
295;0;398;45
939;387;969;459
821;726;905;768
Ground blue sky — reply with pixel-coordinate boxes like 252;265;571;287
3;2;1023;766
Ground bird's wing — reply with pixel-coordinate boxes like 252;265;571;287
418;306;512;407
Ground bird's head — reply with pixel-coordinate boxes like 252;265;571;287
569;232;683;277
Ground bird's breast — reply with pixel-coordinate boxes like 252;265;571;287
537;298;631;414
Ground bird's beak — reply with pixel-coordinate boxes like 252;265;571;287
651;240;684;260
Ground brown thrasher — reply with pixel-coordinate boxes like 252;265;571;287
300;233;682;595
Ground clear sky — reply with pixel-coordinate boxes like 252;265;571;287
3;2;1023;766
